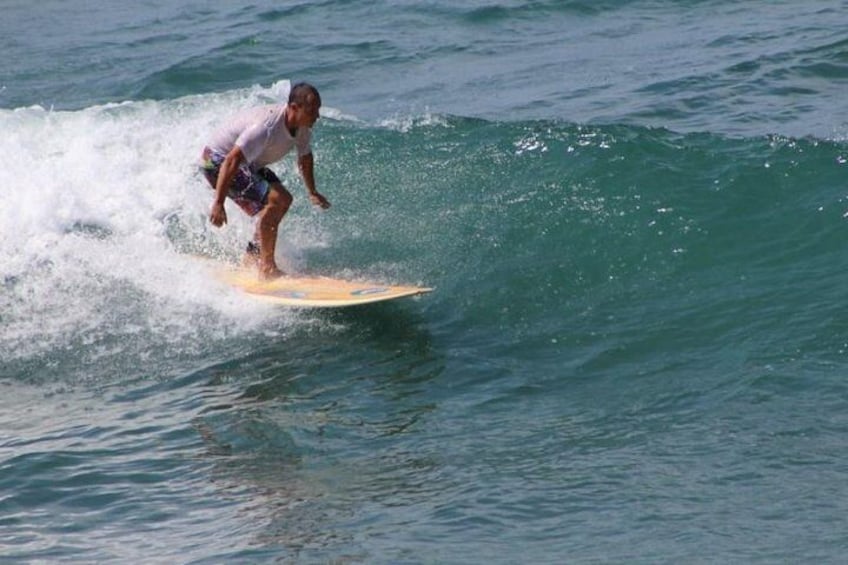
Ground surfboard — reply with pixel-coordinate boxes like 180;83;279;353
214;265;433;308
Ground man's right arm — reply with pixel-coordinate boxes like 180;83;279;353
210;146;245;227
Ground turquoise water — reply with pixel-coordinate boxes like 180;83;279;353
2;1;848;563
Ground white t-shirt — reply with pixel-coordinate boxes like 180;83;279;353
207;104;312;168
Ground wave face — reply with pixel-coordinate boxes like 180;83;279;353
6;90;845;379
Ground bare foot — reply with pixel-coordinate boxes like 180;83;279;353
258;265;285;281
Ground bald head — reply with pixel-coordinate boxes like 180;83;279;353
289;82;321;110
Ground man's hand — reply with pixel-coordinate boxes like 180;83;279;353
210;202;228;227
309;192;331;209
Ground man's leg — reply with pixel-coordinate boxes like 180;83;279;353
255;183;293;279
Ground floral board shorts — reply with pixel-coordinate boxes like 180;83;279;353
200;147;281;216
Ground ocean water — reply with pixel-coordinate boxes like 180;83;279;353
2;1;848;563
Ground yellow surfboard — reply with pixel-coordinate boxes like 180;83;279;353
215;266;433;308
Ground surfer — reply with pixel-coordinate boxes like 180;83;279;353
199;82;330;279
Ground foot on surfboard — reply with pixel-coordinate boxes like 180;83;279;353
258;266;286;281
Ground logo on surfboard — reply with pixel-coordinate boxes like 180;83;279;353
351;287;389;296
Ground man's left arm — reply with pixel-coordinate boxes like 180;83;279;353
298;153;330;209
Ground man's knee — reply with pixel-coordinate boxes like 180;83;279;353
261;185;292;225
268;184;293;210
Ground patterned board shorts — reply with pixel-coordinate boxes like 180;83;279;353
200;147;281;216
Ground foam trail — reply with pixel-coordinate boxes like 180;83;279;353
0;81;307;371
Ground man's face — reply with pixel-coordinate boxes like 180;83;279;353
295;100;320;128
